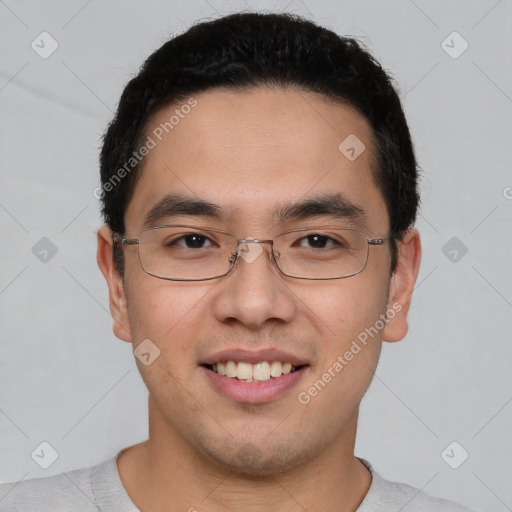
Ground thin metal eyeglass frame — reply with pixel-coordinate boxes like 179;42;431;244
112;224;393;281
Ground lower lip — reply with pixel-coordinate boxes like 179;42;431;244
200;366;308;404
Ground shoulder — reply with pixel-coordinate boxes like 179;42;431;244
358;458;477;512
0;462;98;511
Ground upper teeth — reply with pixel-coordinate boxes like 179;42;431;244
213;361;295;382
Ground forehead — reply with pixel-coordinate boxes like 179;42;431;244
124;87;388;234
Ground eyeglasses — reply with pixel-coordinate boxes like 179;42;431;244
113;224;391;281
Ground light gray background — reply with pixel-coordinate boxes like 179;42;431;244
1;1;511;510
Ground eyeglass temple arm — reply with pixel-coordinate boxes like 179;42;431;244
368;231;394;245
112;232;139;246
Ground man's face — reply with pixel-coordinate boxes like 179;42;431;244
104;87;406;474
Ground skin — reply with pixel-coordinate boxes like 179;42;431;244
97;87;421;512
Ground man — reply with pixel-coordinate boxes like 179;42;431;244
0;12;475;512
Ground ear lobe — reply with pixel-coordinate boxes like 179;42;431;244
382;229;421;343
96;226;132;343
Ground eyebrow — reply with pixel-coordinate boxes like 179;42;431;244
142;192;366;230
273;193;366;227
143;194;226;229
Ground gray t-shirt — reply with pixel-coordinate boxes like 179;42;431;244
0;452;475;511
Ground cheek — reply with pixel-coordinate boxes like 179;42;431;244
316;274;389;337
125;283;208;403
124;277;209;361
300;279;388;408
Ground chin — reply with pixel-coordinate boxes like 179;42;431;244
204;438;317;477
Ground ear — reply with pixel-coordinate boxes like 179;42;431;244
96;225;132;343
382;228;421;343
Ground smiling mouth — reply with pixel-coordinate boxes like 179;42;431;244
202;361;306;382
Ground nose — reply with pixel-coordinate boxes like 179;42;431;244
211;239;296;330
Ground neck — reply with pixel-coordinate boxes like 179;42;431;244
117;402;372;512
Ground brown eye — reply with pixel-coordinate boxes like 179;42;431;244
166;234;214;249
296;234;339;249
